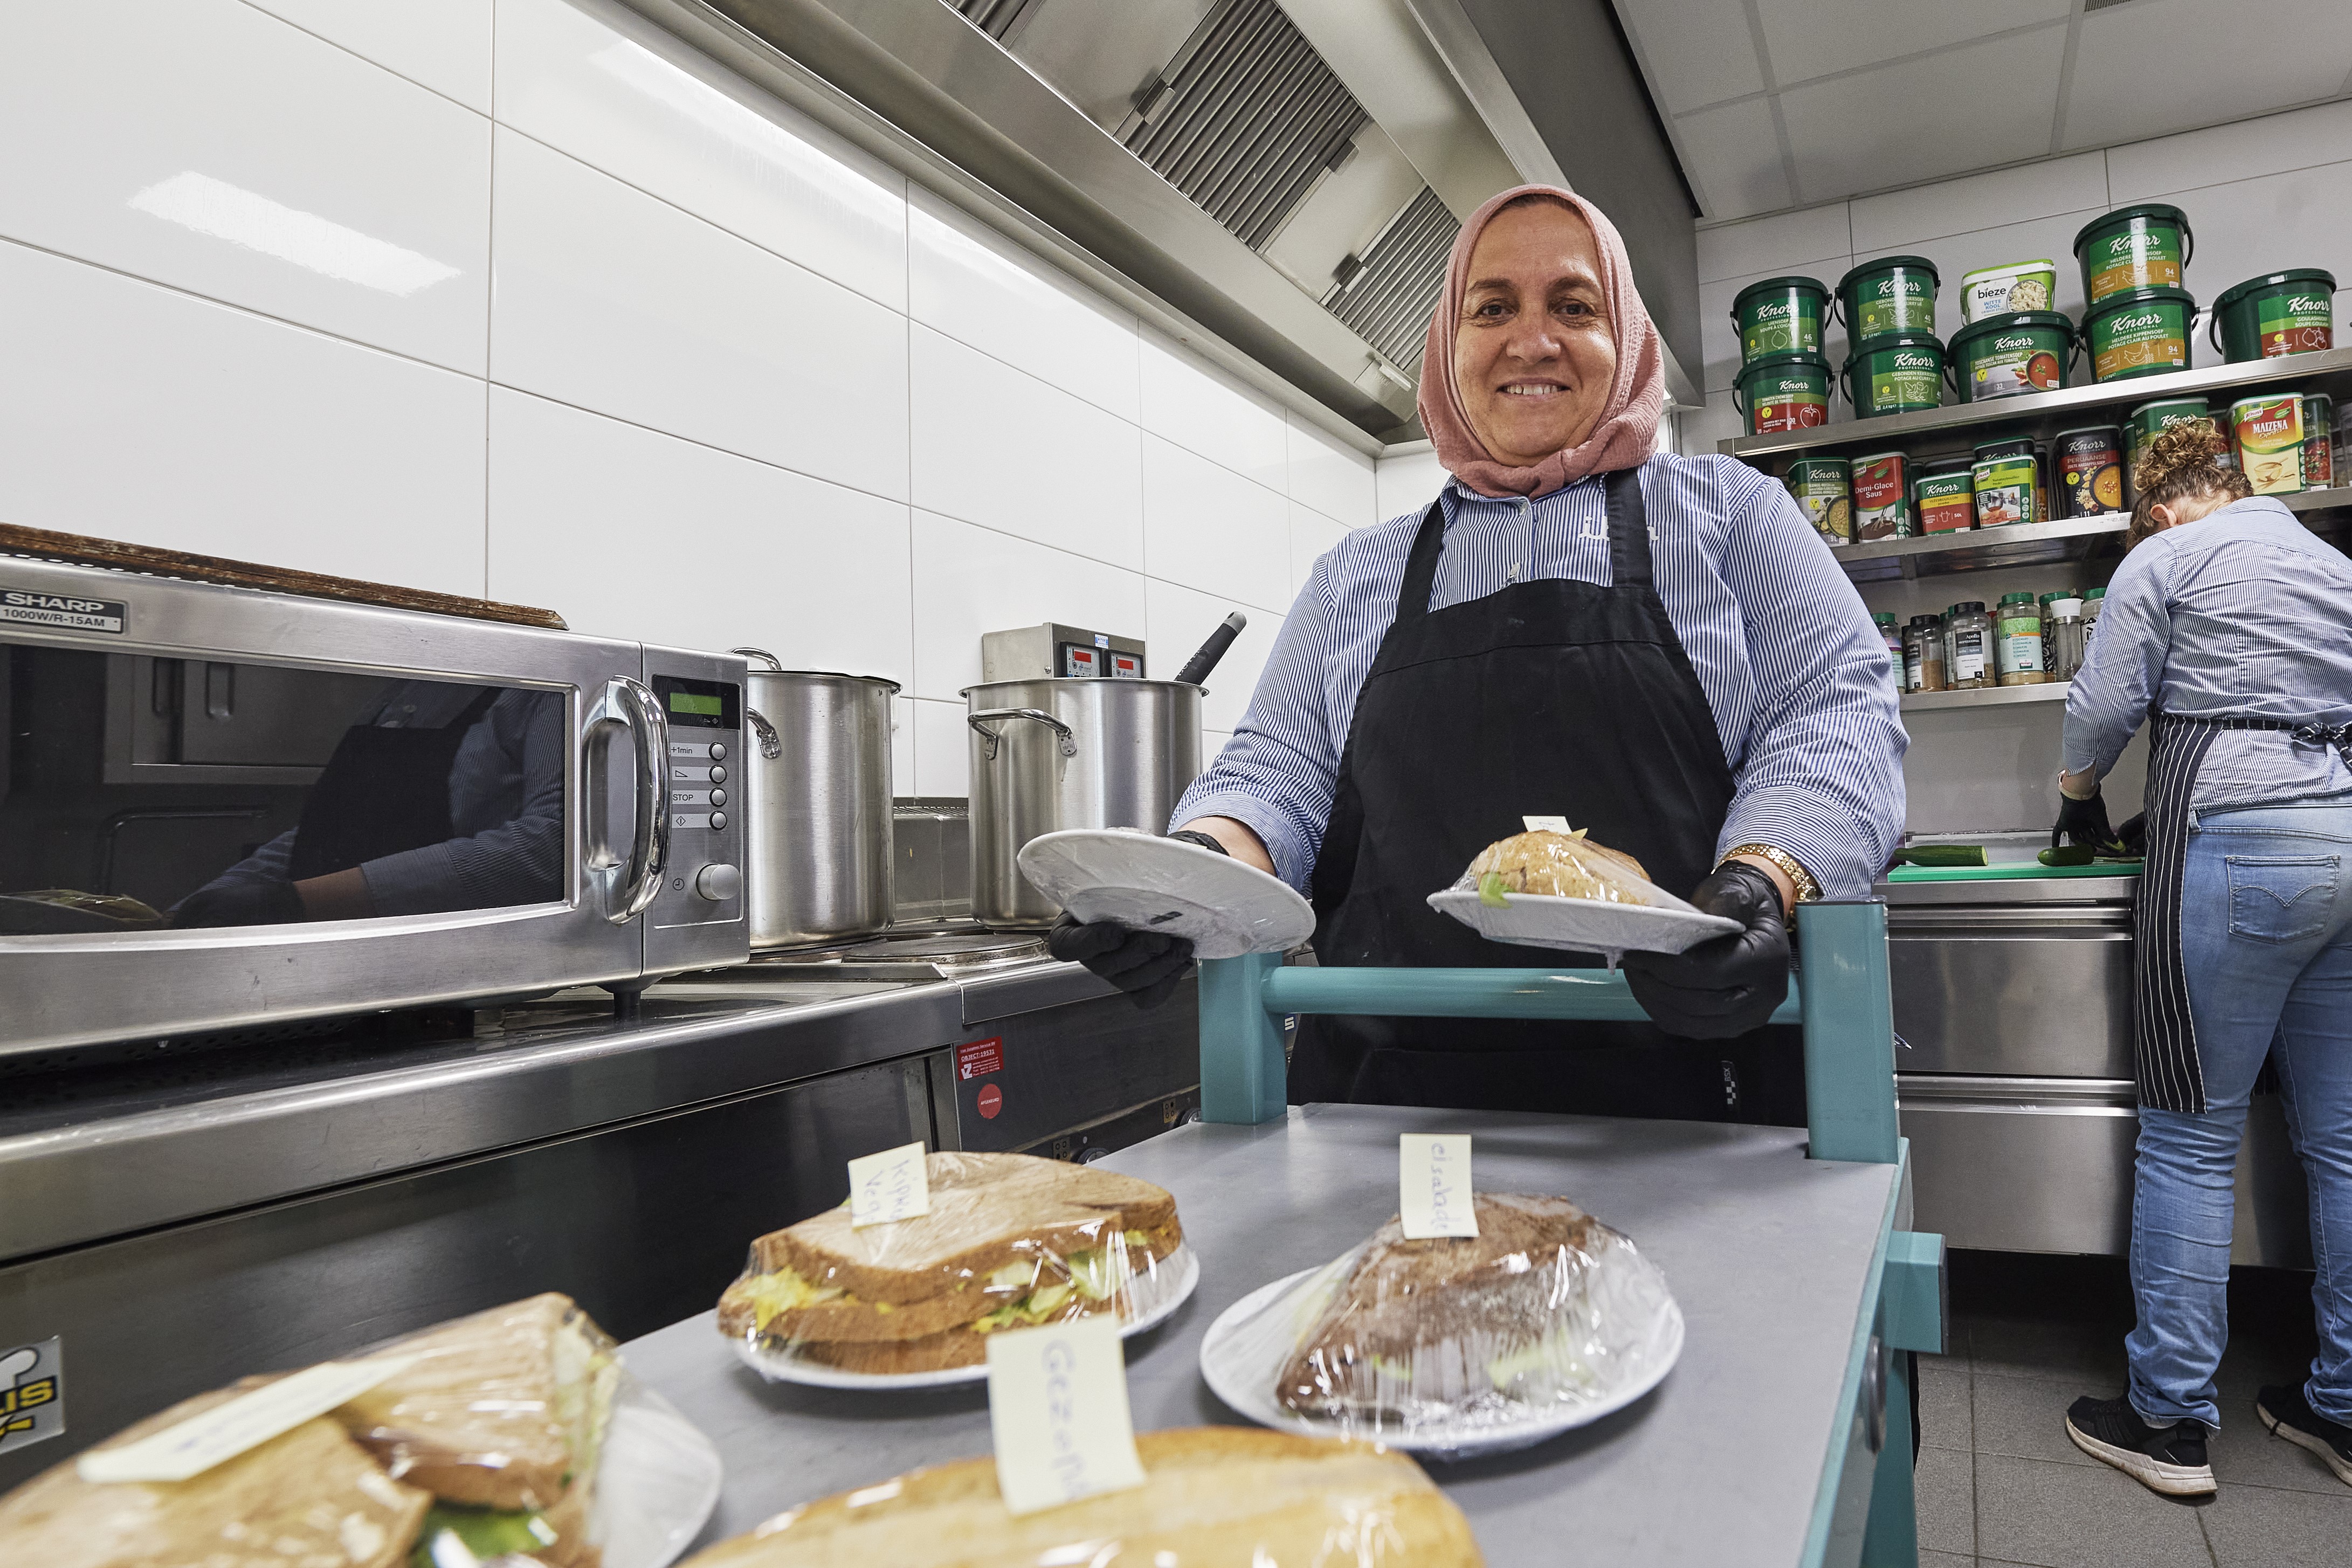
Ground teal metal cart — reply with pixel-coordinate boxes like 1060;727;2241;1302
1194;899;1947;1568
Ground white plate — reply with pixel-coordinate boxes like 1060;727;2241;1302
1017;830;1313;959
594;1379;725;1568
1198;1261;1684;1461
733;1244;1201;1390
1426;887;1740;963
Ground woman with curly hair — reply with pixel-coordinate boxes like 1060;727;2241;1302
2056;419;2352;1497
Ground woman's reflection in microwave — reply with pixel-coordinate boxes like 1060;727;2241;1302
173;682;565;926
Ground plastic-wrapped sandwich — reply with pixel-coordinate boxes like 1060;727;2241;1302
1460;828;1658;906
718;1151;1188;1377
678;1429;1482;1566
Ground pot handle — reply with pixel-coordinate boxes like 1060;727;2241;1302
730;646;783;670
746;705;783;761
968;707;1077;762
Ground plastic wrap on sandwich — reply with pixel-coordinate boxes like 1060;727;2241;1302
1203;1194;1681;1449
1455;829;1662;907
717;1152;1192;1382
676;1428;1483;1567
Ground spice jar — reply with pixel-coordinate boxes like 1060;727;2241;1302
1873;611;1903;688
2303;393;2335;488
2046;596;2087;681
1905;614;1948;692
1995;591;2051;685
1947;601;1992;690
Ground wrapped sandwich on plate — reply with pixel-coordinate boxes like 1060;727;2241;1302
677;1428;1482;1567
1201;1195;1682;1454
0;1293;699;1568
1427;827;1739;961
1460;828;1659;906
718;1152;1192;1383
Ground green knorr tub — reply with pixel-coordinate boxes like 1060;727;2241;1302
2074;204;2192;305
1730;275;1831;361
1733;350;1834;434
1948;312;2076;402
2083;286;2197;383
1843;333;1945;417
2208;268;2337;361
1837;257;1940;341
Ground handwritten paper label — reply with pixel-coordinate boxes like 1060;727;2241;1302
985;1316;1146;1516
1522;815;1571;833
847;1141;931;1227
1398;1133;1479;1239
76;1356;418;1484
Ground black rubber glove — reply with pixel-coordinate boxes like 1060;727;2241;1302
1166;830;1230;856
172;878;305;928
2115;812;2147;855
2053;789;2119;852
1047;915;1195;1010
1622;861;1790;1040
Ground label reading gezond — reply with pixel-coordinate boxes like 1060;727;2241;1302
1;586;128;634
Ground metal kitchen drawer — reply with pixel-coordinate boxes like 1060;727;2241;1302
1889;906;2134;1077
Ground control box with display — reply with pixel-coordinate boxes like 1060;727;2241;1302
981;622;1146;682
644;653;749;973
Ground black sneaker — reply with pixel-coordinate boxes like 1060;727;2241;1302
2256;1383;2352;1487
2065;1394;2216;1495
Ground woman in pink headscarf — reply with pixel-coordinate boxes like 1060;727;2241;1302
1053;187;1905;1122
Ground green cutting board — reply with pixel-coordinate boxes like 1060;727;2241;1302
1886;862;2142;881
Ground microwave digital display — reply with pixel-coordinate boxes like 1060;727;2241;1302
652;674;739;730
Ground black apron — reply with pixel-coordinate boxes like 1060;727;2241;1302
1293;467;1805;1124
287;688;501;881
2135;714;2352;1113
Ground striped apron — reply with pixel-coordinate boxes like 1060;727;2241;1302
2135;715;2352;1113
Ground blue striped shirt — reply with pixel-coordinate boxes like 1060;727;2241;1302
1171;454;1908;899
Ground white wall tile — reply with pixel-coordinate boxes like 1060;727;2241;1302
2107;99;2352;204
1696;252;1851;396
490;128;908;500
246;0;492;112
0;240;486;594
1679;390;1746;458
1142;437;1291;615
1288;501;1350;600
891;694;918;799
1617;0;1765;114
909;697;971;798
1374;446;1449;521
485;388;912;679
1146;577;1282;734
909;326;1142;569
1696;203;1851;284
907;186;1137;421
1285;411;1375;524
2157;164;2352;365
1849;151;2107;252
2064;0;2352;155
1139;326;1288;492
1779;30;2067;206
1;0;491;374
1756;0;2067;88
908;510;1148;702
494;0;908;313
1673;98;1791;222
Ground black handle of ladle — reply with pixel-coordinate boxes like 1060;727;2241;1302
1174;612;1247;685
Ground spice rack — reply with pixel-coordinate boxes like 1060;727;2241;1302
1898;681;2071;714
1836;515;2126;582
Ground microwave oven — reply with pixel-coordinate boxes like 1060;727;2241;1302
0;555;749;1056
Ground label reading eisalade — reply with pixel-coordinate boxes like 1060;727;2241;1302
1856;275;1934;339
0;586;128;634
2087;229;2181;300
1399;1133;1478;1239
78;1356;420;1484
2257;290;2334;357
2234;397;2305;494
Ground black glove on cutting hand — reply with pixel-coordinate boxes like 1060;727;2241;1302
172;878;305;929
1622;861;1791;1040
1045;831;1230;1010
2053;789;2119;852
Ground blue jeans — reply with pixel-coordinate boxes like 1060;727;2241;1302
2127;798;2352;1429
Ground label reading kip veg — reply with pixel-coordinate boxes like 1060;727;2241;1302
76;1355;419;1484
986;1316;1146;1516
847;1141;930;1227
1399;1134;1479;1238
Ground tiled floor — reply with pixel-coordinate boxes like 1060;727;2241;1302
1915;1252;2350;1566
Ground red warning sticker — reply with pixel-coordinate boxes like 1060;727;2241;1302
976;1083;1003;1119
956;1037;1004;1080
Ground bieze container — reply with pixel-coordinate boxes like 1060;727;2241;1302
1959;260;2059;322
2074;204;2192;305
2083;286;2196;382
1914;457;1977;535
1730;275;1832;361
2232;395;2305;494
1837;256;1940;341
1733;350;1834;434
1843;332;1946;418
2208;268;2337;361
1948;312;2075;402
2053;426;2124;517
1851;451;1910;540
1785;456;1853;546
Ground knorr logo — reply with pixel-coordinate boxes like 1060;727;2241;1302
1893;351;1934;370
1994;335;2031;351
2107;232;2160;257
1757;301;1790;319
1872;277;1926;297
2288;295;2326;313
2115;311;2161;331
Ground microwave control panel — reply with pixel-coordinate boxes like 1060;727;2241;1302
645;654;749;970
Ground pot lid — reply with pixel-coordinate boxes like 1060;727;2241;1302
2073;203;2193;255
2210;268;2339;310
1733;348;1833;376
1843;330;1947;364
1729;274;1832;312
1958;259;2058;281
2081;284;2199;322
1837;255;1941;292
1949;310;2077;348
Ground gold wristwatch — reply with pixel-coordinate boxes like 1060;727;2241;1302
1719;842;1822;904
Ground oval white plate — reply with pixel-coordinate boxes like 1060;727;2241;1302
1198;1262;1684;1461
732;1244;1200;1390
594;1379;725;1568
1018;831;1313;959
1427;887;1739;962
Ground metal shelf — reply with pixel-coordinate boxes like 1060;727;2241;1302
1900;681;2071;714
1721;346;2352;464
1838;515;2126;582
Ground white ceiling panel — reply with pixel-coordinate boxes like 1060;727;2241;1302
1616;0;1765;114
1778;27;2066;206
2061;0;2352;153
1672;96;1792;220
1755;0;2067;88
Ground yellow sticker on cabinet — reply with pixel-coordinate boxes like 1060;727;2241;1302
847;1141;932;1227
1399;1132;1479;1238
75;1355;419;1484
985;1316;1146;1516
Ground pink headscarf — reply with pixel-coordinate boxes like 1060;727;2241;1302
1417;185;1666;499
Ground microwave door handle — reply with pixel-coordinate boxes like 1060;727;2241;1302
587;676;672;923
